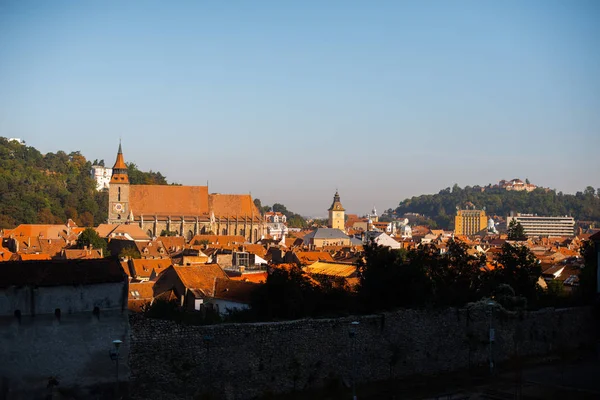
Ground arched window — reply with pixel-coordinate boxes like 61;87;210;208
187;230;193;241
118;187;121;201
222;228;227;235
54;308;61;321
240;229;245;237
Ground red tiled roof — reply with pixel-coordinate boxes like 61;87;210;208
174;264;229;296
130;185;210;217
209;194;261;219
212;278;260;303
131;258;172;279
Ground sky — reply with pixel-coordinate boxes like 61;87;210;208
1;1;599;217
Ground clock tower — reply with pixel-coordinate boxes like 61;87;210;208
328;190;345;230
108;142;130;224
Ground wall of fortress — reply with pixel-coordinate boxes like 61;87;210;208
129;306;597;400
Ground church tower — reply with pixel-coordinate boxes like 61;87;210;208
328;191;345;230
107;142;130;224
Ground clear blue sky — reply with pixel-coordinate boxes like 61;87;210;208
1;0;599;216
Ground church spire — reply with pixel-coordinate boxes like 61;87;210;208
110;141;129;184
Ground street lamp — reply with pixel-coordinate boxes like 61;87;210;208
486;301;495;375
348;321;359;400
109;339;122;398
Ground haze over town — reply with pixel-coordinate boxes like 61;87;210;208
1;0;599;215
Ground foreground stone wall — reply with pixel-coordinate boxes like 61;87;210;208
130;306;596;400
1;309;130;399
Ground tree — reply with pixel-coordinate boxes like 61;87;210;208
76;228;108;255
358;242;430;312
579;240;598;303
507;219;527;241
492;243;541;302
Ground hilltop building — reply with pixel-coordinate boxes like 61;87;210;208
328;191;345;230
91;165;112;191
455;208;488;236
107;143;265;242
506;214;575;237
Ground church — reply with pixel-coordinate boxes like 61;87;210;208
107;143;266;242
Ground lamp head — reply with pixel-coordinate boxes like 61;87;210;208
112;339;123;349
348;321;359;337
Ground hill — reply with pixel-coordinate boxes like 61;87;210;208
0;138;170;228
392;184;600;229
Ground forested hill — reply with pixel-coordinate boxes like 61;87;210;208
0;138;169;228
393;185;600;229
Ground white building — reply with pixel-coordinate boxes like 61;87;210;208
264;212;288;239
364;231;401;249
507;214;575;237
91;165;113;191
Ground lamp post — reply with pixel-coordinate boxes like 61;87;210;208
109;339;122;398
348;321;359;400
487;301;495;375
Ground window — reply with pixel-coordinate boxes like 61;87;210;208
54;308;61;321
93;306;100;319
118;187;121;201
14;310;21;323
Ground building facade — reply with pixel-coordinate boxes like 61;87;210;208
454;209;488;236
328;191;345;230
91;165;113;191
107;144;266;242
506;214;575;237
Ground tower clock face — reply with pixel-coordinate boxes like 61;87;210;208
113;203;124;213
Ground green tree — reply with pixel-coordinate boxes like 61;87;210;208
579;240;598;303
76;228;108;255
358;242;431;312
492;243;541;302
507;219;527;241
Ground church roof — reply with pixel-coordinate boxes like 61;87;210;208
130;185;210;217
209;194;261;218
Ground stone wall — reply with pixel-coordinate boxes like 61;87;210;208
1;309;130;399
129;306;596;400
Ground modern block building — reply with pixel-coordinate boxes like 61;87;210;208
454;209;488;236
506;214;575;237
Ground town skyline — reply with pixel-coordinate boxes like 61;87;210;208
1;1;599;215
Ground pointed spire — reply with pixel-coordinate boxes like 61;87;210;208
110;141;129;183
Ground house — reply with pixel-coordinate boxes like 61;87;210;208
0;259;129;397
303;228;352;248
152;264;230;311
96;223;151;242
128;281;156;311
364;231;401;249
209;278;260;315
303;261;359;288
127;258;172;281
